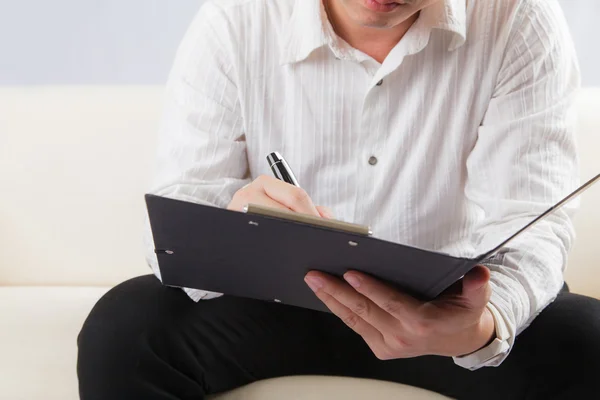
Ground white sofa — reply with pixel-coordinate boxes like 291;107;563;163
0;86;598;400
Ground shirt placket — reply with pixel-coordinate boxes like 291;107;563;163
355;64;391;224
353;34;425;225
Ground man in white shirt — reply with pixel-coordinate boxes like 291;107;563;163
77;0;600;398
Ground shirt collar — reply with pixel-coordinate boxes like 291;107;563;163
424;0;467;52
280;0;330;65
280;0;467;66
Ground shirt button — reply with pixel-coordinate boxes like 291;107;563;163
376;79;383;86
368;156;378;166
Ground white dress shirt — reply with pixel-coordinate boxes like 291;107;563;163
144;0;581;370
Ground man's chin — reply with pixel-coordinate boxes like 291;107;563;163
355;15;397;29
349;5;403;28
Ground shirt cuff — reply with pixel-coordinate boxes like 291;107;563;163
182;287;223;302
453;302;512;370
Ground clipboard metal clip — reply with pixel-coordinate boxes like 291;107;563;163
155;249;175;255
243;203;373;237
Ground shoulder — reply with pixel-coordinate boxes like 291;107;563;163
465;0;570;53
467;0;567;31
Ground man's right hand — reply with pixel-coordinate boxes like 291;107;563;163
227;175;333;219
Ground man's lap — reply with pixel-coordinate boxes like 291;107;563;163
77;275;599;399
78;275;368;397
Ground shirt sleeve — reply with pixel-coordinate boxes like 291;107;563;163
143;2;250;301
454;0;581;369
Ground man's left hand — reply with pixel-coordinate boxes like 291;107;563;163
304;266;496;359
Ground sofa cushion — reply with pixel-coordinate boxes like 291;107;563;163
0;287;111;400
209;376;450;400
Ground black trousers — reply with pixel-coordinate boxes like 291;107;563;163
77;275;600;400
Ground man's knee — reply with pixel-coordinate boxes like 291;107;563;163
522;293;600;372
77;275;180;381
538;293;600;344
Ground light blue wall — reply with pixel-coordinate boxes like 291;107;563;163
0;0;202;85
559;0;600;86
1;0;598;86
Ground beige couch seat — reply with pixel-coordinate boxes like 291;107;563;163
0;86;598;400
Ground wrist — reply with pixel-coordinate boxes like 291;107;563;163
460;306;496;357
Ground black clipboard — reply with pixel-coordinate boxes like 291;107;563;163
146;174;599;313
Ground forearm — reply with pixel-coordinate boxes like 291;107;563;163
487;222;572;328
454;214;574;370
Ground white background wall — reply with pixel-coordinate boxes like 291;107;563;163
0;0;599;86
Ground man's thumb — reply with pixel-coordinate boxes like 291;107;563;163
462;265;491;306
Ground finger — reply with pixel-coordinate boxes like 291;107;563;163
343;271;421;319
306;271;397;332
460;265;491;309
315;206;334;219
253;175;320;216
305;276;385;346
228;189;292;212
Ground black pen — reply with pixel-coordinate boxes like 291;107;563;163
267;151;300;187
